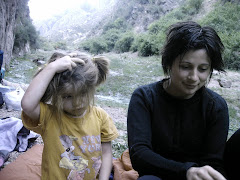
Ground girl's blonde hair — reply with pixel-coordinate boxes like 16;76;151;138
35;51;109;118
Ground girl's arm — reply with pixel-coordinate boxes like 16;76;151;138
21;56;81;121
99;141;113;180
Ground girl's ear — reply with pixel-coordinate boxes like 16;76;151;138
92;57;110;86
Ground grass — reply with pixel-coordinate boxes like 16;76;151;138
97;52;163;101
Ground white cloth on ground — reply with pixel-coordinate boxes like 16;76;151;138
0;117;39;152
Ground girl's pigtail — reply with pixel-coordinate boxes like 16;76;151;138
92;56;110;86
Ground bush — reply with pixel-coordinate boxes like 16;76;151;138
220;32;240;70
91;38;107;54
114;33;135;53
79;40;93;52
138;33;165;56
103;29;122;51
14;19;39;50
103;18;127;33
200;2;240;70
38;37;54;51
130;35;146;52
53;41;67;50
181;0;204;15
79;38;107;55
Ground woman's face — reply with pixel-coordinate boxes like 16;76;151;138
167;49;211;99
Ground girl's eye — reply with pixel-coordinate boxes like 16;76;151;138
63;95;72;99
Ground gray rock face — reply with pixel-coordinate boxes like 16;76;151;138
0;0;18;70
0;0;32;70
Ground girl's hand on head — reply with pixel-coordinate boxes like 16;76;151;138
186;165;226;180
50;56;84;73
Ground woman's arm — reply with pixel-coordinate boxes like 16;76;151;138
21;56;81;121
99;141;113;180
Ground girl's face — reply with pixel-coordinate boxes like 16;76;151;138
62;92;88;118
167;49;211;99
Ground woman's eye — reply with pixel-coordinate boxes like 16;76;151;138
180;65;190;69
199;67;209;72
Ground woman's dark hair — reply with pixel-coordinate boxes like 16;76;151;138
161;21;225;76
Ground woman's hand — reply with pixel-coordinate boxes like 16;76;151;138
186;165;226;180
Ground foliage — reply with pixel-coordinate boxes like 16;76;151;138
79;38;108;55
14;19;39;50
114;32;135;53
181;0;204;16
200;2;240;70
102;18;128;34
38;37;55;51
13;0;39;51
53;41;68;50
76;0;240;71
102;29;122;52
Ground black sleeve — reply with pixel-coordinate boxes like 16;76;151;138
199;93;229;178
127;87;197;180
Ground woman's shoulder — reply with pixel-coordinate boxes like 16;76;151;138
204;87;228;107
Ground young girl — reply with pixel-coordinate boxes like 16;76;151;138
21;52;119;180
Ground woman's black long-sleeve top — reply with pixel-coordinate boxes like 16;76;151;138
127;80;229;180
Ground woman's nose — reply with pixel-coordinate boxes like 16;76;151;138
188;70;198;81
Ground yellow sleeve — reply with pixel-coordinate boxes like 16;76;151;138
97;107;119;142
21;102;52;135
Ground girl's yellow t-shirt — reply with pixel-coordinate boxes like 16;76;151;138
22;102;119;180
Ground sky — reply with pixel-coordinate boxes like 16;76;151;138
28;0;100;21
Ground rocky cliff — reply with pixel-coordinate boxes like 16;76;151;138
34;0;185;43
0;0;18;70
0;0;33;70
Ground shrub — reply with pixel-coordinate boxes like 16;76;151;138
114;33;135;53
79;39;93;52
53;41;67;50
181;0;204;15
91;38;107;54
103;18;127;33
220;32;240;70
103;29;122;51
138;33;165;56
200;2;240;70
14;19;39;50
130;35;146;52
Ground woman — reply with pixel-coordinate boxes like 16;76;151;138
127;21;229;180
